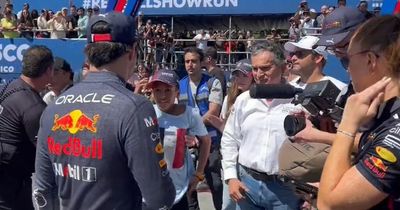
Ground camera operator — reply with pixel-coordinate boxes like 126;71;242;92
318;15;400;210
221;42;302;209
283;36;347;143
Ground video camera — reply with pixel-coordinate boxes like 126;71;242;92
249;80;344;136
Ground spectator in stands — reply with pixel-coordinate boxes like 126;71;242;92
18;8;34;38
328;6;336;14
358;0;374;19
193;29;210;50
31;9;39;28
316;5;329;27
93;6;100;16
61;7;68;18
75;7;88;38
1;4;19;38
373;7;381;16
87;8;93;19
289;17;301;41
300;9;316;36
266;28;281;43
47;11;67;39
17;2;29;19
42;57;74;104
66;5;78;38
48;10;54;19
245;30;255;52
338;0;346;8
37;9;50;38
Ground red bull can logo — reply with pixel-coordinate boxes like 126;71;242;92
52;110;100;134
370;156;388;172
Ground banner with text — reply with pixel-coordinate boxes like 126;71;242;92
0;38;86;84
14;0;379;15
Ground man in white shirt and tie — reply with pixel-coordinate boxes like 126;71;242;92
221;42;301;209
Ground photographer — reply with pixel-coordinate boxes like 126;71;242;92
221;42;302;209
318;16;400;209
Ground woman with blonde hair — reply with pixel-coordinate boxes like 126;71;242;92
47;11;67;39
318;15;400;210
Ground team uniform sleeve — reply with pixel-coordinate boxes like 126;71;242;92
221;98;243;181
355;127;400;195
33;111;60;210
123;100;175;209
188;107;208;137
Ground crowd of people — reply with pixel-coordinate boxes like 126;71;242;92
1;1;400;210
0;2;99;39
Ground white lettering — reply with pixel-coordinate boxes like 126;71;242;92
53;163;64;176
141;0;238;9
3;45;16;62
101;0;108;8
174;0;186;8
154;0;162;8
55;93;115;105
82;167;97;182
389;127;400;135
214;0;224;7
227;0;238;7
204;0;213;7
162;0;173;8
0;66;14;73
92;0;101;8
383;134;400;149
72;95;83;104
187;0;202;7
144;116;156;127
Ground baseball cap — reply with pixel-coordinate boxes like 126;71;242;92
300;0;307;4
232;59;253;75
62;7;68;11
87;12;136;45
147;70;179;88
284;36;328;59
54;57;73;73
317;7;366;46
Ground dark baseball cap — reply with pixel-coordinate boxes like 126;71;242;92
317;7;366;46
148;70;179;88
54;57;72;73
87;12;136;45
232;59;252;75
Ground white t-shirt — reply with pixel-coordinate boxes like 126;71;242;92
154;105;208;203
193;33;210;50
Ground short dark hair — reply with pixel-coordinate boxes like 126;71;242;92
22;45;54;78
204;46;218;60
184;47;204;62
84;21;133;68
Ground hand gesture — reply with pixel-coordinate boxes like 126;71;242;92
341;77;391;129
228;178;249;202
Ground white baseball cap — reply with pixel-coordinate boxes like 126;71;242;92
284;36;328;60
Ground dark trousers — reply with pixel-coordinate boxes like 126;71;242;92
0;172;34;210
171;195;189;210
188;146;223;210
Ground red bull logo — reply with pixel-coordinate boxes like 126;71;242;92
48;136;103;160
370;156;388;172
52;110;100;134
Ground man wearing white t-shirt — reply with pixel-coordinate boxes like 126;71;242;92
284;35;346;90
284;35;348;144
193;30;210;50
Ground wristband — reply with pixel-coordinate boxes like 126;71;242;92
337;129;356;138
195;173;205;181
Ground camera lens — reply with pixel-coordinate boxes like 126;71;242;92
284;115;306;136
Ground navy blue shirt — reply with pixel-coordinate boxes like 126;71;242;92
34;71;175;210
0;78;46;178
356;97;400;210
